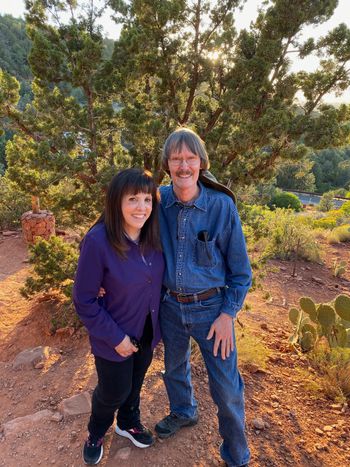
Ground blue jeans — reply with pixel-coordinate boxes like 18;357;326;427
160;292;250;467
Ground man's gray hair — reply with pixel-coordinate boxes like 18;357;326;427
162;127;210;171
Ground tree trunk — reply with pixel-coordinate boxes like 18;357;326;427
31;196;40;214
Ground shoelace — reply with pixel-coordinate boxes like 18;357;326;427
87;437;103;448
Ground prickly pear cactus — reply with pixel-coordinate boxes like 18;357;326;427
288;294;350;351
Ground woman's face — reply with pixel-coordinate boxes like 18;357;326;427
121;192;153;238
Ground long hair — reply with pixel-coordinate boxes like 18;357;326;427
92;168;161;258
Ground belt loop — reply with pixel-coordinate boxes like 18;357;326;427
193;293;198;303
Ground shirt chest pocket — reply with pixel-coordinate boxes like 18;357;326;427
194;238;217;268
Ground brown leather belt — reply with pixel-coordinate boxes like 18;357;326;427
168;287;222;304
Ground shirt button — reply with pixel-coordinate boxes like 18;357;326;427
180;236;185;240
147;279;152;283
151;309;155;313
178;272;182;276
149;262;152;266
179;254;182;258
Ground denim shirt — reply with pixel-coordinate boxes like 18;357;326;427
159;182;252;318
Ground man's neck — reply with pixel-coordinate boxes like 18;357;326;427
173;184;200;204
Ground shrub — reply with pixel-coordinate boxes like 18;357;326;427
21;236;79;300
263;209;320;262
326;225;350;244
339;200;350;216
240;203;271;240
319;191;335;212
269;191;303;212
0;175;30;229
308;347;350;402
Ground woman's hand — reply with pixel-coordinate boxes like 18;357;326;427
115;335;138;358
97;287;106;297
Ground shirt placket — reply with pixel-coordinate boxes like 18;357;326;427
175;206;190;292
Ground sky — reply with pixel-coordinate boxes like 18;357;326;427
1;0;350;103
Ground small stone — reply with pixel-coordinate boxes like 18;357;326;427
252;418;265;430
271;402;279;408
323;425;333;432
2;230;17;236
34;362;45;369
315;428;324;435
50;412;63;422
312;276;324;285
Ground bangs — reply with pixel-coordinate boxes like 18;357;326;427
124;172;156;196
167;133;200;156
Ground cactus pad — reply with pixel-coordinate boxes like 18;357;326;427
300;331;315;352
317;305;336;327
334;295;350;321
289;308;300;325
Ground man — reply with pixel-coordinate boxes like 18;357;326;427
155;127;252;467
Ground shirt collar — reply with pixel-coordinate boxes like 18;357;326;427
165;182;207;212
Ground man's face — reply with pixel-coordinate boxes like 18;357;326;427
168;145;201;195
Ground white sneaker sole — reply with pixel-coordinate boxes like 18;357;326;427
82;445;103;465
115;425;153;448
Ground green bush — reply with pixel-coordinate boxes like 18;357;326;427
240;203;271;240
269;191;303;212
263;209;320;262
21;236;79;300
319;191;335;212
0;175;30;229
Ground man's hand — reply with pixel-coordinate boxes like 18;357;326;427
206;313;234;360
115;335;138;358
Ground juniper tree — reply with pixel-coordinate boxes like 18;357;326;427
110;0;350;184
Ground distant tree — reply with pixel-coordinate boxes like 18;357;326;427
311;147;350;192
276;159;316;191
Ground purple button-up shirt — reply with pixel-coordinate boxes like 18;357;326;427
73;223;164;361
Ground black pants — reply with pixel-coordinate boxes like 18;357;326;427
88;314;153;439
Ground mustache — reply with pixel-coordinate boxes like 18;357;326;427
175;170;192;176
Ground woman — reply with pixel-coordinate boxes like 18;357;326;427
73;168;164;465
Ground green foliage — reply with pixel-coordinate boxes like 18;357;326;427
0;175;30;229
1;1;350;225
288;294;350;352
276;158;316;192
263;209;320;262
269;191;303;212
21;236;79;300
319;191;335;212
311;147;350;193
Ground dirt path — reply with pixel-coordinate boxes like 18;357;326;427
0;234;349;466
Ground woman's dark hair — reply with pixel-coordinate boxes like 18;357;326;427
93;168;161;257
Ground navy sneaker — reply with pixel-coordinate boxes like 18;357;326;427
155;412;198;439
115;422;154;448
82;435;103;465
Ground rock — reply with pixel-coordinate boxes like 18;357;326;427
260;323;269;331
59;392;91;417
312;276;324;285
12;346;56;370
2;230;17;236
252;417;265;430
271;402;279;408
3;410;53;438
55;327;75;337
315;428;324;435
323;425;333;432
50;412;63;422
114;447;131;460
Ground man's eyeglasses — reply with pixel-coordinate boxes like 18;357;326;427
168;156;200;166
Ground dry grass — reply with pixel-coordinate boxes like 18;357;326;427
326;225;350;244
